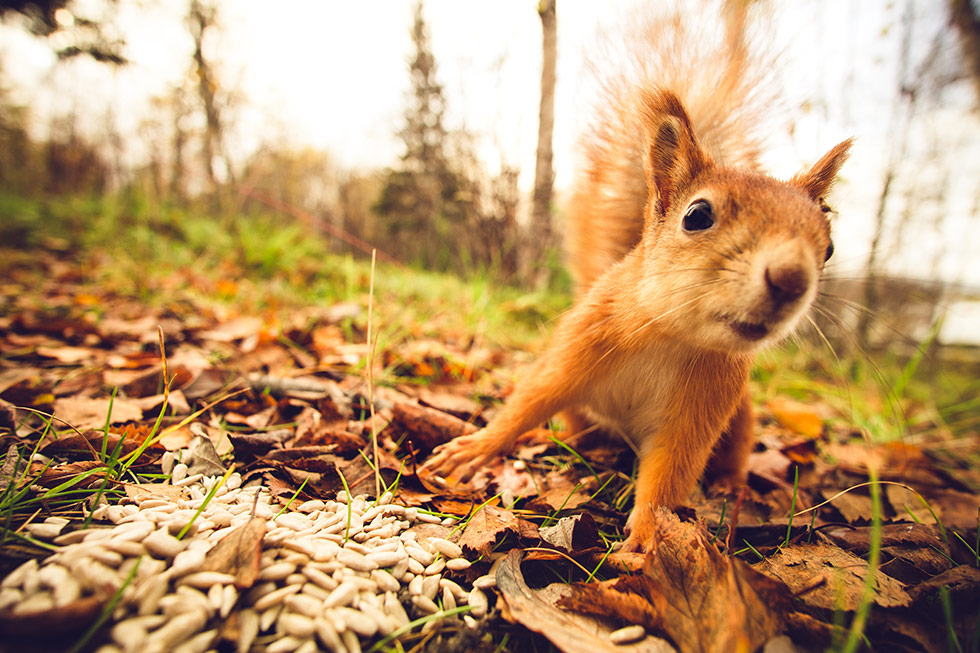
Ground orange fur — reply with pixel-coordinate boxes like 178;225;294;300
421;7;851;552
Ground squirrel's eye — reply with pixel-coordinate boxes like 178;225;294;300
682;200;714;232
824;240;835;262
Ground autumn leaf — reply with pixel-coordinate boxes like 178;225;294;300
52;396;144;430
560;510;792;653
767;397;824;437
494;550;674;653
35;460;106;487
538;513;601;552
758;542;912;612
458;504;540;559
201;517;267;589
0;594;105;638
122;482;189;502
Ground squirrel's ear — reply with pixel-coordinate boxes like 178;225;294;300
641;90;711;217
792;139;852;202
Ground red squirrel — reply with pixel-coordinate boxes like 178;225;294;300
420;7;851;552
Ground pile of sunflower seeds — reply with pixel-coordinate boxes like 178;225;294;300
0;460;493;652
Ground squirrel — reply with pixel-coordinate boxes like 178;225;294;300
420;5;851;552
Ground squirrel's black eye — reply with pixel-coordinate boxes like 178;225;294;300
682;200;714;232
824;240;834;262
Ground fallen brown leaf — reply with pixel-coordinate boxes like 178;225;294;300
767;397;824;437
35;460;105;487
34;345;97;365
495;550;674;653
227;429;293;460
759;542;912;612
201;517;267;588
561;510;792;653
458;504;540;559
821;487;874;523
747;447;792;484
122;482;189;502
823;523;953;583
906;564;980;604
417;389;484;422
0;594;105;638
52;396;144;430
539;513;601;553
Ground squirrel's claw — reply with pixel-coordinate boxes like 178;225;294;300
420;431;500;483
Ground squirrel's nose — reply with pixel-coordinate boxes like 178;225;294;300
765;261;809;307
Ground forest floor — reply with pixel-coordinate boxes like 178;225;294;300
0;196;978;652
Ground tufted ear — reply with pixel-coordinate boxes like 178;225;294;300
640;89;712;217
792;139;852;202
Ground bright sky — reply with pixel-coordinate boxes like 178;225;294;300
2;0;979;304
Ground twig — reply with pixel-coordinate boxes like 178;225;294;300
236;185;400;265
367;249;380;498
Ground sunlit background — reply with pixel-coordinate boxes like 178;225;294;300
2;0;979;343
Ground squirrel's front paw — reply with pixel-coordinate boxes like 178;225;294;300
620;505;658;553
419;431;503;484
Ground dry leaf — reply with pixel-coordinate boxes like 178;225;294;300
495;550;674;653
226;429;293;460
122;482;189;502
767;397;823;437
198;317;263;343
0;594;105;638
417;389;484;422
52;396;144;430
186;434;227;477
201;517;267;588
458;504;539;559
0;368;38;395
906;564;980;604
34;345;97;364
130;390;191;415
821;487;874;523
824;523;953;583
759;542;912;612
489;460;537;502
35;460;105;487
539;513;600;552
747;447;792;483
561;510;792;653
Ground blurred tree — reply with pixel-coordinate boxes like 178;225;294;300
169;84;193;202
44;113;109;195
187;0;234;195
0;0;125;64
522;0;557;287
375;1;478;270
855;0;976;351
0;68;42;194
339;171;385;255
949;0;980;105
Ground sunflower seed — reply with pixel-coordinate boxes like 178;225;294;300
609;624;647;644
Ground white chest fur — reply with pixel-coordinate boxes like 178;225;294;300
580;341;691;444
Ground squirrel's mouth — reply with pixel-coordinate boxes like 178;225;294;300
720;317;770;341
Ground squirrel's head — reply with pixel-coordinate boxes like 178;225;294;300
637;89;851;353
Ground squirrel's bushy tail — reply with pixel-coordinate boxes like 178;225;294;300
567;1;776;292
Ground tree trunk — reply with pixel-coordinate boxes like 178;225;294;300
188;0;233;197
950;0;980;105
522;0;557;287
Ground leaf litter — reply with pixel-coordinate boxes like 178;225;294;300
0;253;977;651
